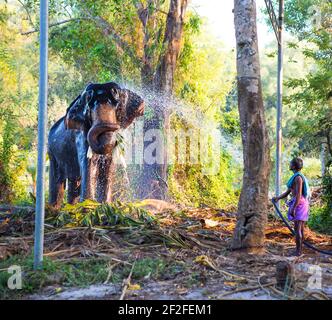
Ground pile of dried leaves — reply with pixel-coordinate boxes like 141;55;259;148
1;200;332;300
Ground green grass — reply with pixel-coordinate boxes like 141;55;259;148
0;254;59;299
185;271;203;287
121;257;184;281
0;254;117;299
0;253;185;299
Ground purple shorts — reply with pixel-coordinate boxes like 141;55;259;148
287;197;309;222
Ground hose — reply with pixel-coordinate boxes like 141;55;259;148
271;199;332;256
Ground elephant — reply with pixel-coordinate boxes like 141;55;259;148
48;82;145;209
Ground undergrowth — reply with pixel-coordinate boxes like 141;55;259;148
0;253;184;299
308;206;332;235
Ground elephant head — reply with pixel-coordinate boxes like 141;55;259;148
65;82;144;155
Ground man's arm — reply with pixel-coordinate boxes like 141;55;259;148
272;189;291;202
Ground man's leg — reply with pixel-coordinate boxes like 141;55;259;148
294;221;303;256
301;222;305;240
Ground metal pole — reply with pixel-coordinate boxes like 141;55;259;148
275;0;284;202
34;0;49;270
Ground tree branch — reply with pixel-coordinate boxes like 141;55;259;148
20;10;143;67
20;18;86;35
17;0;36;29
84;10;143;66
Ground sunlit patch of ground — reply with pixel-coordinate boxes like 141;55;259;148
0;200;331;300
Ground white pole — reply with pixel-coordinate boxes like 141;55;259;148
34;0;48;270
275;0;284;203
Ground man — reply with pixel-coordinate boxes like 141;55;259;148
273;157;310;256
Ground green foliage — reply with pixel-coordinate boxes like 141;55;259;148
308;205;332;235
0;252;184;299
52;200;156;228
168;153;240;209
0;253;113;298
261;0;332;193
265;0;327;37
301;158;321;184
49;19;124;83
308;162;332;234
281;0;332;159
0;254;59;298
322;163;332;207
171;23;240;209
60;259;110;288
0;5;35;203
175;26;236;119
122;257;183;280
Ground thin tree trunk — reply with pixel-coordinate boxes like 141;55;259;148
232;0;271;250
326;131;332;160
321;141;327;176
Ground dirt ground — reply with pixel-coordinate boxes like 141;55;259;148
1;200;331;300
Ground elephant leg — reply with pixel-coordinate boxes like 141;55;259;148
96;157;107;203
81;155;98;201
105;161;116;203
49;154;66;209
56;179;66;209
67;178;81;204
96;156;115;203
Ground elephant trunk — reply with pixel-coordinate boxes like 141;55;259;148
87;123;120;155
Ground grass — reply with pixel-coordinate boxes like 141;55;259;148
0;254;109;299
0;253;59;299
185;271;204;287
0;253;185;299
121;257;185;281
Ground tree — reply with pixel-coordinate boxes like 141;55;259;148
232;0;271;250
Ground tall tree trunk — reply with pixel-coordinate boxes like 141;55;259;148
154;0;188;94
138;0;158;89
139;0;188;199
232;0;271;250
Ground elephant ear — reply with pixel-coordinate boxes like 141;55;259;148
65;89;94;130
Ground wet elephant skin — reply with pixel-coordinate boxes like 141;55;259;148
48;82;144;208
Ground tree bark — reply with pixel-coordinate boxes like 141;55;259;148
137;0;159;89
154;0;188;94
321;141;328;176
232;0;271;250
